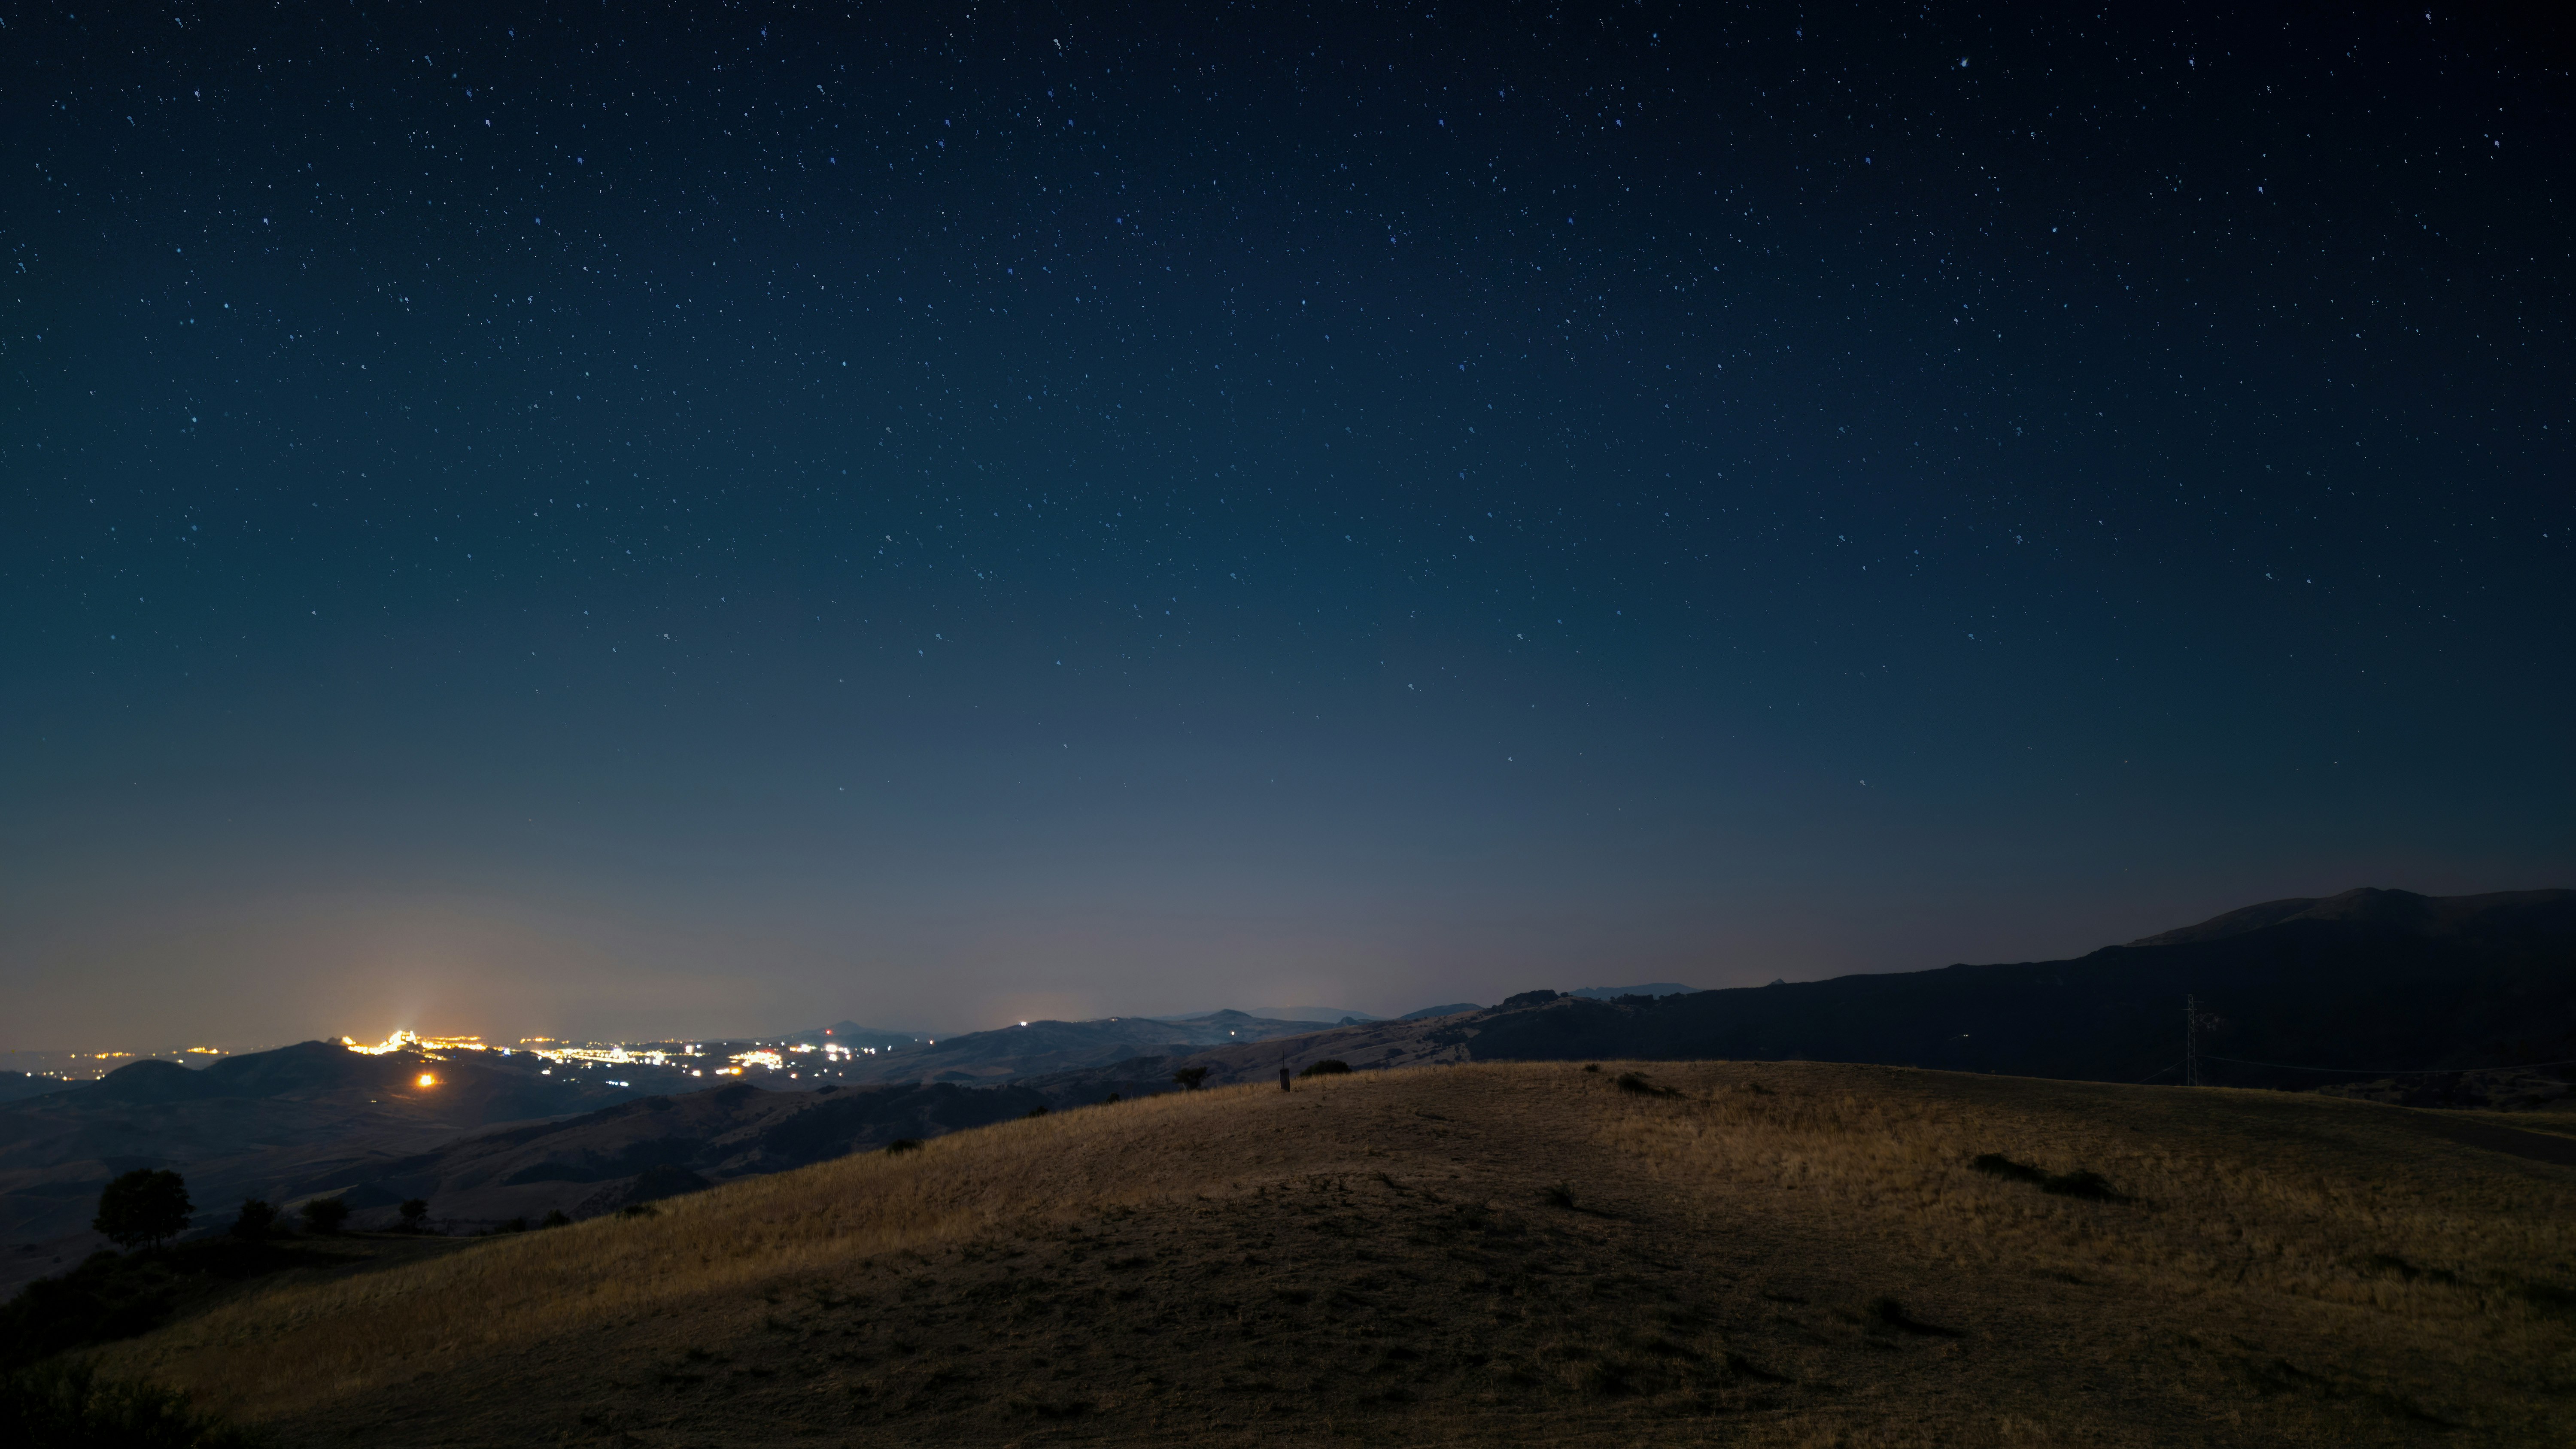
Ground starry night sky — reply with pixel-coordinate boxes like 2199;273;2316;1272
5;3;2569;1047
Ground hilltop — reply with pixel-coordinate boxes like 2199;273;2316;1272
96;1061;2576;1447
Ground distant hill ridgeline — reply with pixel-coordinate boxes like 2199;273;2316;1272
1160;888;2576;1091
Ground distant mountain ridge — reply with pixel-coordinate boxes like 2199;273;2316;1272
1138;888;2576;1092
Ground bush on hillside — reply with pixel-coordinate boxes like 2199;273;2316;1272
884;1138;923;1155
1171;1066;1211;1091
0;1359;274;1448
396;1199;431;1233
227;1200;277;1242
1614;1072;1675;1097
539;1209;572;1229
1297;1060;1351;1077
93;1170;191;1251
297;1197;349;1235
1971;1153;2129;1203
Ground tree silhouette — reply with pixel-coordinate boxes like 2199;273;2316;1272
93;1169;192;1250
1171;1066;1211;1091
229;1198;279;1242
299;1196;351;1235
398;1198;431;1232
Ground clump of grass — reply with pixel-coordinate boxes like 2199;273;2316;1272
1297;1059;1351;1077
883;1138;923;1155
1543;1182;1576;1209
1581;1063;1601;1073
615;1203;658;1220
1971;1153;2127;1202
1024;1105;1050;1118
2520;1281;2576;1317
1860;1296;1960;1338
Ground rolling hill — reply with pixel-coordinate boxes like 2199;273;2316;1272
0;1040;664;1294
91;1061;2576;1447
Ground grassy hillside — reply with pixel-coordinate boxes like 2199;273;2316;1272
97;1062;2576;1447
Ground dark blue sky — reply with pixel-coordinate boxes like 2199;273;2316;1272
6;3;2569;1047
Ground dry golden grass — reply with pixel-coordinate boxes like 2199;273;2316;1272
100;1062;2576;1447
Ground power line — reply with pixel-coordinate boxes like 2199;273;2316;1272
2198;1053;2576;1076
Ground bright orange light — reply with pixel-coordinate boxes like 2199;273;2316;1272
416;1073;437;1088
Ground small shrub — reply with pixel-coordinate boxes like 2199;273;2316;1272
1972;1153;2128;1202
1581;1063;1601;1072
539;1209;572;1229
1614;1072;1674;1097
1298;1059;1351;1078
1862;1296;1960;1337
1103;1093;1121;1104
1171;1066;1211;1091
396;1198;431;1232
617;1203;659;1220
1971;1152;2048;1185
1543;1182;1576;1209
490;1216;532;1235
2040;1169;2125;1203
884;1138;923;1155
1024;1105;1050;1118
297;1197;350;1236
228;1199;278;1242
2521;1281;2576;1317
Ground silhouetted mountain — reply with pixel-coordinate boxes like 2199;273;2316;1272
856;1010;1324;1084
1242;1006;1379;1023
1567;983;1703;1000
1463;887;2576;1085
1150;889;2576;1092
773;1021;924;1051
1398;1002;1485;1021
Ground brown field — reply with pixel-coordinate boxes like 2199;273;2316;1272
100;1061;2576;1447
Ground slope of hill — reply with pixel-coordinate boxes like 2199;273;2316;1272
94;1062;2576;1446
319;1080;1050;1230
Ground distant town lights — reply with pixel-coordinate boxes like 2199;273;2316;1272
416;1072;437;1088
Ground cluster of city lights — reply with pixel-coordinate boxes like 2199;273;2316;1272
333;1028;897;1084
341;1029;494;1060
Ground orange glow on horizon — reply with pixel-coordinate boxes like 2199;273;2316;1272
416;1072;437;1088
